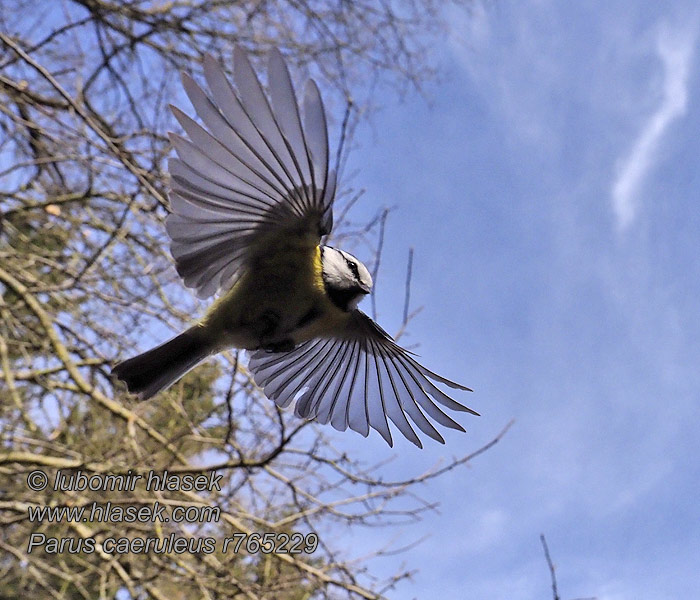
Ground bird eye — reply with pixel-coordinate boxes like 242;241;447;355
348;261;360;280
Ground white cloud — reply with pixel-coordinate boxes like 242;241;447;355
612;22;697;230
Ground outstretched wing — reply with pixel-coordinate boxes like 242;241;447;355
247;311;477;448
167;47;336;298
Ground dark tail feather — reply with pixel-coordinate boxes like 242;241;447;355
112;326;213;400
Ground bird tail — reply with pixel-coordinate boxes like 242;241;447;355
112;326;214;400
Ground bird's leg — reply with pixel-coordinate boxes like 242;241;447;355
254;309;296;352
256;309;281;337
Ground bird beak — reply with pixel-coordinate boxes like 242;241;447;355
359;283;371;294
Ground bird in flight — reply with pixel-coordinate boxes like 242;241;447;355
112;46;477;447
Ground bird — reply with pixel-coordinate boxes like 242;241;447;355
112;46;478;448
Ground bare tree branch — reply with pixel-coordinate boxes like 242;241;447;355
0;2;483;598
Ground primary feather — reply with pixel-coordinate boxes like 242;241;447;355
168;48;334;299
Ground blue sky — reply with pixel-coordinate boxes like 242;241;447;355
329;1;700;598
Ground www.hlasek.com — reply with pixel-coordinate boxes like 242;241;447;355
25;469;318;556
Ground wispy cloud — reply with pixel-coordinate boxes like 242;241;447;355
612;22;697;230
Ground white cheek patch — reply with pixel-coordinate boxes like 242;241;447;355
323;248;353;285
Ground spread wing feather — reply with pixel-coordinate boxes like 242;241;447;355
248;311;477;448
167;47;334;298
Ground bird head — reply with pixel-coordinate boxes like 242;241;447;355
320;246;372;311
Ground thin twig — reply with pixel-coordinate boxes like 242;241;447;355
541;534;561;600
371;208;389;321
224;350;239;446
335;95;354;177
402;247;414;326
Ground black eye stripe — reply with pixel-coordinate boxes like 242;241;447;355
344;257;360;280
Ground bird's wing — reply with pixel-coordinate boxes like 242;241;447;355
247;310;477;448
167;47;336;298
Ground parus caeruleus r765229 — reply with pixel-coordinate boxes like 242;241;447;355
112;47;477;448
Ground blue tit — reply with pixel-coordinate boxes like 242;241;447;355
112;46;477;448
